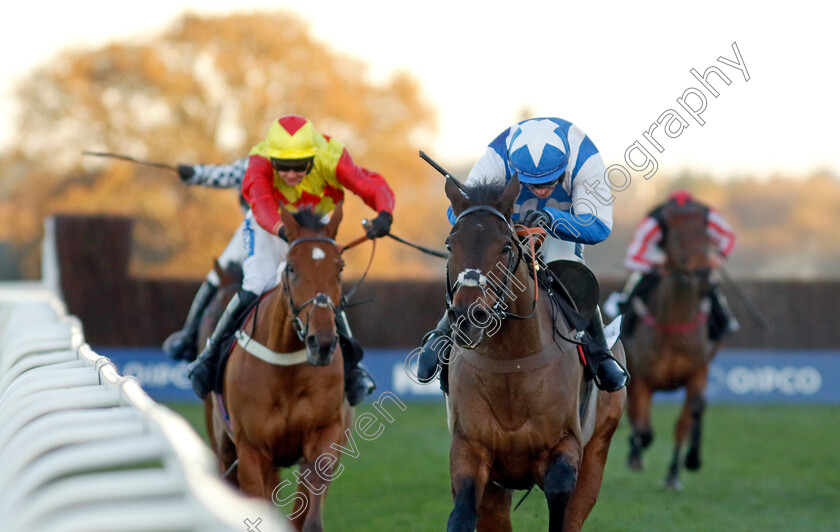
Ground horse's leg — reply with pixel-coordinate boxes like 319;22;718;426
684;366;709;471
565;389;626;531
292;422;347;532
664;366;709;490
448;435;490;532
626;379;654;471
208;396;239;486
236;439;275;498
541;436;582;532
476;482;512;532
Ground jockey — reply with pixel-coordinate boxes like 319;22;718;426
612;189;739;340
416;117;629;393
162;158;249;362
187;114;395;402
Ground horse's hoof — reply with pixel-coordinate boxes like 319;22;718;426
685;451;702;471
662;478;683;492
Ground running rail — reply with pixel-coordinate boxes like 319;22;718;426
0;221;289;531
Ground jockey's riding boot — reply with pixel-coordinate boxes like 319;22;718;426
585;307;630;392
188;290;258;399
335;310;376;406
708;284;740;341
416;315;452;384
163;280;218;361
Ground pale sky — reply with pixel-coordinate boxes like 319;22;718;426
2;0;839;177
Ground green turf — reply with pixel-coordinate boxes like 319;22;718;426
166;400;840;531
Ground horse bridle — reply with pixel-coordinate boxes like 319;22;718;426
281;236;341;341
445;205;536;321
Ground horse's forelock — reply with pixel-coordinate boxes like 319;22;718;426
461;179;508;208
292;208;328;231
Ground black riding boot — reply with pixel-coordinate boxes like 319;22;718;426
585;307;630;392
188;290;258;399
708;284;740;341
336;310;376;406
163;280;218;361
416;315;452;392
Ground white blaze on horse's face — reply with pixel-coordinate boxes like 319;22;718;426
456;268;488;290
311;247;326;261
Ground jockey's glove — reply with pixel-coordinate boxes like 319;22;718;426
177;164;196;182
521;209;552;229
366;211;393;239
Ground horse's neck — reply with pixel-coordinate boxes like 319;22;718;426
653;274;705;322
481;263;547;356
259;289;304;352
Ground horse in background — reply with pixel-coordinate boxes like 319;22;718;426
443;176;626;532
200;205;352;532
622;199;719;490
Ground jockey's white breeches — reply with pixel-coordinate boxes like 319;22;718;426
540;236;585;264
205;219;248;286
241;210;289;295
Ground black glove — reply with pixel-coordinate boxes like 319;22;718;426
277;225;288;242
177;164;196;182
366;211;393;239
521;209;552;228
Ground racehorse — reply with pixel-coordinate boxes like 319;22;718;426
443;175;626;532
622;200;718;490
201;204;352;531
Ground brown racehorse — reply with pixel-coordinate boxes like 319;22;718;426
443;176;626;532
622;200;718;490
201;204;352;531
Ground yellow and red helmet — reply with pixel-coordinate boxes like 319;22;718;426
262;115;321;160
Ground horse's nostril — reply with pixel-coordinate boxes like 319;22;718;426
472;308;489;324
305;335;319;350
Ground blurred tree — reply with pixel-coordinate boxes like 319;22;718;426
0;11;448;279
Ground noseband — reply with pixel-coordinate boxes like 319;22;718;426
282;236;340;340
445;205;535;321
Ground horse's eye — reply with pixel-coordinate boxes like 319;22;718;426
501;244;512;256
285;264;295;276
445;239;452;252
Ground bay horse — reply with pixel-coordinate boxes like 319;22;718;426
622;199;718;490
443;175;626;532
201;204;352;531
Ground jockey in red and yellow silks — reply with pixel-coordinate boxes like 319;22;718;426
188;114;393;402
243;115;394;235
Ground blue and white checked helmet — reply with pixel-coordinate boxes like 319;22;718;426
506;119;570;185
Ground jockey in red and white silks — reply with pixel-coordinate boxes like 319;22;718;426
624;189;735;273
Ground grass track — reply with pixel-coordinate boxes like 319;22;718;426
167;400;840;531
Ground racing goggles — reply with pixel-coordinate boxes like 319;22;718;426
271;157;314;174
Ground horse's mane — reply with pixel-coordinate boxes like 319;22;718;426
460;178;508;208
292;208;328;230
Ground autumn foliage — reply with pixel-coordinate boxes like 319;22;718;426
0;11;449;280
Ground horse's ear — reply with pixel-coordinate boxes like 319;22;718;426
497;174;521;219
327;201;343;238
445;177;471;215
279;203;300;241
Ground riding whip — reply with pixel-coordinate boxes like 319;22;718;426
718;265;768;328
419;150;467;191
82;150;178;171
